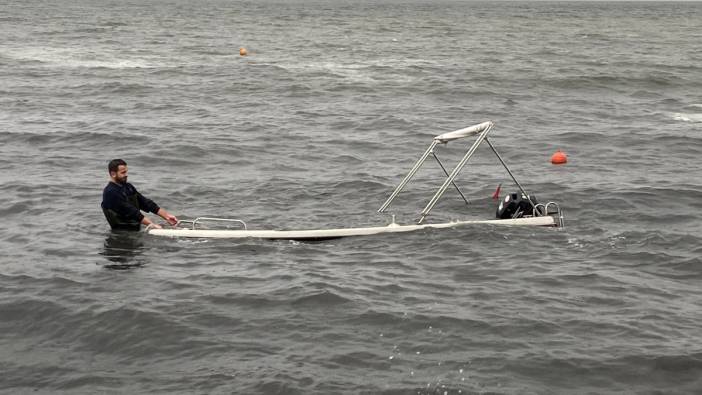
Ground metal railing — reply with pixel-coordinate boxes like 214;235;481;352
534;202;565;228
176;217;248;230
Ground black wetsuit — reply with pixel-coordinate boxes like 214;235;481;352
101;182;160;230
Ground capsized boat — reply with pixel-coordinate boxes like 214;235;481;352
146;121;564;240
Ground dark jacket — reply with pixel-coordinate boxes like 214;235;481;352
101;182;160;230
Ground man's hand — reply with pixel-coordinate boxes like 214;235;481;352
157;208;178;226
163;212;178;226
141;217;162;229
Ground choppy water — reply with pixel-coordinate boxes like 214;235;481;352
2;0;702;393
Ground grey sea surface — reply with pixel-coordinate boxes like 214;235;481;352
2;0;702;393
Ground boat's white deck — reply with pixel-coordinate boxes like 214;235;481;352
146;216;555;240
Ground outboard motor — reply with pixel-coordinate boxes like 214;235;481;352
496;192;537;219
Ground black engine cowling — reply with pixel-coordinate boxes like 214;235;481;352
496;192;537;219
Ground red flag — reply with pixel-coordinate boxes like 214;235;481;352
492;183;502;200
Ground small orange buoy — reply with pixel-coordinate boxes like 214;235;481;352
239;47;248;56
551;150;568;165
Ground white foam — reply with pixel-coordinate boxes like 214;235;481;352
270;58;439;84
2;46;159;69
672;112;702;123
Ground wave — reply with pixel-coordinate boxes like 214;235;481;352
0;16;23;22
250;381;307;395
652;256;702;280
330;179;387;192
2;47;160;69
75;306;215;359
543;73;687;90
0;202;31;217
0;298;221;361
290;289;352;306
0;130;151;146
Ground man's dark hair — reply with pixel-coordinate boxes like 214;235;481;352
108;159;127;174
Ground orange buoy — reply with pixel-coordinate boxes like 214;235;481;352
551;150;568;165
239;47;248;56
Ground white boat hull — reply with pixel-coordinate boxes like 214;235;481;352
146;216;555;240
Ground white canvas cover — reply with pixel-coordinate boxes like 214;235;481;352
433;121;493;143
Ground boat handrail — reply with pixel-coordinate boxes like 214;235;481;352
176;217;248;230
534;203;546;216
533;202;564;228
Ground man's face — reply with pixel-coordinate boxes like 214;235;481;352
111;165;128;184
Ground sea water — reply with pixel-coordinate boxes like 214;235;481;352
1;1;701;393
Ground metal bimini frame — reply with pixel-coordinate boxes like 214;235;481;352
378;121;537;224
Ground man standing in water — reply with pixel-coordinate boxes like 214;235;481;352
101;159;178;230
